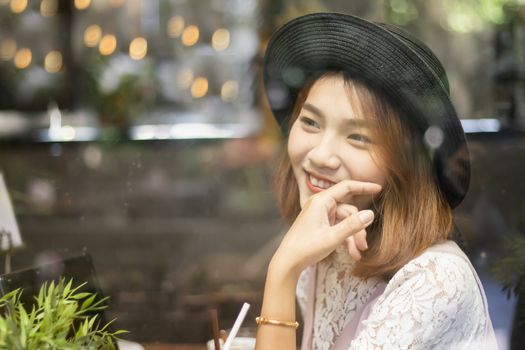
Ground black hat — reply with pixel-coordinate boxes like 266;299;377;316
263;12;470;208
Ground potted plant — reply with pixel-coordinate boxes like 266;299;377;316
0;278;127;349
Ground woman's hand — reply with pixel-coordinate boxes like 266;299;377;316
271;179;382;278
337;203;369;261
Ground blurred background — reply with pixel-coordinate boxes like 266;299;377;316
0;0;524;349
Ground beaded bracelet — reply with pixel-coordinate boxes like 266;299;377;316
255;316;299;329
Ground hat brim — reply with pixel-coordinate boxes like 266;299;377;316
263;12;470;208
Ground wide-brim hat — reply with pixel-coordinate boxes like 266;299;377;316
263;12;470;208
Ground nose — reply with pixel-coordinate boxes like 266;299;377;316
307;137;341;170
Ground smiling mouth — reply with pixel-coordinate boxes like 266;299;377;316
305;172;336;193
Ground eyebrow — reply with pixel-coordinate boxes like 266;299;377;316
302;103;370;127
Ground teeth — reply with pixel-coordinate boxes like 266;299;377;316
309;175;334;189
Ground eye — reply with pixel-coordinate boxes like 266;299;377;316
299;116;320;129
348;133;372;144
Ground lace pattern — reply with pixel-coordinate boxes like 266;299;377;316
314;245;381;350
297;247;490;350
349;251;487;349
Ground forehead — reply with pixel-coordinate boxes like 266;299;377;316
303;75;368;120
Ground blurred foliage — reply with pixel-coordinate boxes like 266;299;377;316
258;0;327;34
443;0;523;31
387;0;419;25
490;235;525;298
0;278;126;350
388;0;525;28
259;0;525;32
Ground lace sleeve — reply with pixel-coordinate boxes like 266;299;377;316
349;252;487;350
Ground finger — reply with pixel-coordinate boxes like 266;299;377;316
335;203;358;223
320;179;382;204
330;209;375;243
345;236;362;261
353;229;368;251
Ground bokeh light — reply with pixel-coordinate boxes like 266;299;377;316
99;34;117;56
84;25;102;47
14;48;31;69
221;80;238;102
109;0;125;7
389;0;418;25
74;0;91;10
445;2;483;33
480;1;507;24
212;28;230;51
424;126;444;149
191;77;208;98
177;68;194;89
447;11;482;32
182;25;199;46
83;146;103;169
40;0;58;17
10;0;28;13
1;39;17;61
60;126;76;141
167;16;185;38
129;37;147;60
44;51;63;73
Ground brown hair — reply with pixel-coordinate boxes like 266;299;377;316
274;71;452;281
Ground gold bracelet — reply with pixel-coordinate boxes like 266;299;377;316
255;316;299;329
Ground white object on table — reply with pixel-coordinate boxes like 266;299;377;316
117;339;145;350
0;172;22;251
223;302;251;350
206;337;255;350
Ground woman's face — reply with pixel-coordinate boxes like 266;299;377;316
288;75;388;210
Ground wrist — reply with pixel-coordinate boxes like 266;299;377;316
260;255;299;323
268;253;302;284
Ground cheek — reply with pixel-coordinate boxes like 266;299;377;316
368;154;390;187
349;154;389;210
347;153;388;186
287;125;307;167
365;162;388;185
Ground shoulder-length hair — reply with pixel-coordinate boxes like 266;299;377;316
274;71;452;281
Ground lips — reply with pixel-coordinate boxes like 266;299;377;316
305;171;336;193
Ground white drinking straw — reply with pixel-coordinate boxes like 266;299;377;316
223;302;251;350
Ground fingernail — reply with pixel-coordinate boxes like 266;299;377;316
358;210;374;225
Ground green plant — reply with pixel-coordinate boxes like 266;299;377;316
0;278;127;350
490;235;525;298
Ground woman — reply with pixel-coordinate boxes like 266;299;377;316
255;13;498;350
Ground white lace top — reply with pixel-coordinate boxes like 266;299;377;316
296;243;495;350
